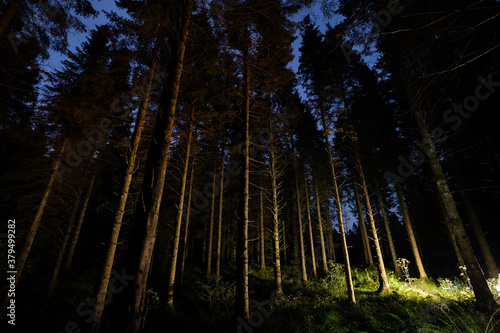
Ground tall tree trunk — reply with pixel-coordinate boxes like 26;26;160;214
320;103;356;304
89;59;157;332
293;162;308;283
282;209;287;264
0;138;68;319
353;184;373;266
325;204;336;262
413;107;496;307
0;0;23;37
166;119;194;306
268;128;282;293
356;154;390;293
64;163;98;271
395;183;428;279
304;178;317;276
206;160;217;276
216;149;225;278
453;170;499;279
113;3;193;330
46;189;82;298
375;178;401;278
259;178;266;271
313;177;328;273
180;158;195;285
235;26;250;320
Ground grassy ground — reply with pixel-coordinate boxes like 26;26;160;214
143;263;500;333
8;262;500;332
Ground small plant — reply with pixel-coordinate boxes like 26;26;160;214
397;258;412;285
142;288;160;330
458;265;473;291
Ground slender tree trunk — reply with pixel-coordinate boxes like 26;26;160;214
320;103;356;304
375;178;401;278
294;162;308;283
353;184;373;266
166;119;194;306
325;204;336;262
47;191;82;298
453;171;499;279
64;164;98;271
206;160;217;276
413;107;496;307
235;26;250;320
180;158;195;285
46;190;82;298
356;154;390;293
0;138;68;319
113;3;192;330
88;59;157;330
216;150;225;278
0;0;23;37
395;183;428;279
268;129;282;293
282;209;287;263
313;177;328;272
304;178;317;276
259;178;266;271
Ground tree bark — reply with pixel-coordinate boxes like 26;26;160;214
46;189;82;298
395;183;428;279
89;59;157;332
454;171;499;279
216;149;225;277
356;154;390;293
325;203;336;262
293;161;308;283
320;103;356;304
113;2;193;329
413;107;496;307
353;184;373;266
166;117;194;306
235;25;250;320
206;160;217;276
64;163;98;271
180;157;195;285
304;178;317;276
375;178;401;278
268;128;282;293
313;177;328;272
259;178;266;271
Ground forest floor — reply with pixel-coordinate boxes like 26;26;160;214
8;262;500;332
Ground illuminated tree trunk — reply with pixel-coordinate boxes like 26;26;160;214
294;161;308;283
114;3;193;329
166;119;193;306
356;154;390;293
353;184;373;266
313;177;328;272
89;60;157;332
215;150;225;277
375;179;401;278
180;159;195;285
453;170;499;279
259;179;266;271
304;178;317;276
320;103;355;304
268;128;282;293
395;183;428;279
235;26;250;320
206;160;217;276
413;107;496;307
